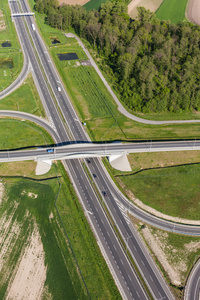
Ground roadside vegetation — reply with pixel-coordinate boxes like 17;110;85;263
113;161;200;220
47;36;200;142
0;118;53;149
33;0;200;117
131;218;200;299
0;0;23;90
156;0;188;23
0;74;45;116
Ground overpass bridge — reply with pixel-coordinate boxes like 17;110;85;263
11;12;35;17
1;140;200;174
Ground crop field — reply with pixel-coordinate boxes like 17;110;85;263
116;163;200;220
0;163;121;299
84;0;108;11
156;0;188;23
0;177;88;299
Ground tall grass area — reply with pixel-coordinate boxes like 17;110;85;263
117;163;200;220
0;0;23;90
156;0;188;23
0;118;53;149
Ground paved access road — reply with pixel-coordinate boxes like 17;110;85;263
2;139;200;162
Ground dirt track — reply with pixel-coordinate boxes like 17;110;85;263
186;0;200;25
58;0;90;5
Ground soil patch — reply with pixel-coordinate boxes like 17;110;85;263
0;181;4;203
128;0;164;19
186;0;200;25
0;10;6;30
6;224;47;300
141;226;187;286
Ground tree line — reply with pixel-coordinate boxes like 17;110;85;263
35;0;200;114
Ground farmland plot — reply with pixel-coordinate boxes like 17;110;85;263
0;178;88;300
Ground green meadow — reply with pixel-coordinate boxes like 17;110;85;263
118;163;200;220
84;0;108;11
156;0;188;23
0;118;53;149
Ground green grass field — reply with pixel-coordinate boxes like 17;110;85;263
156;0;188;23
117;163;200;220
0;118;53;149
84;0;108;11
0;74;45;116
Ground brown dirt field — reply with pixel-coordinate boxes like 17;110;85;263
58;0;90;5
128;0;164;19
186;0;200;25
5;225;47;300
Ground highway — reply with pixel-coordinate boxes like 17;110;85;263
185;260;200;300
9;1;149;299
5;0;185;299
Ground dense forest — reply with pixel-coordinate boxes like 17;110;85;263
35;0;200;113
